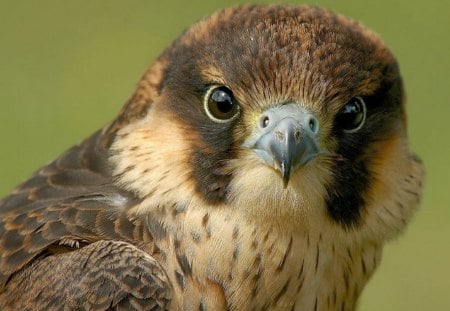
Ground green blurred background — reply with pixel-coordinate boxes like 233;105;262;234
0;0;448;309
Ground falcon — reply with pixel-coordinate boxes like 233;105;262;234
0;4;424;310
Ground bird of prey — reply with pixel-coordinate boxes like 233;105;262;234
0;4;424;310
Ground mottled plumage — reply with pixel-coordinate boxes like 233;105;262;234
0;5;423;310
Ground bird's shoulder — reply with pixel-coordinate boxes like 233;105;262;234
0;240;172;310
0;128;152;287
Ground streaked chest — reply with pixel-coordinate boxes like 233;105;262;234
150;208;381;310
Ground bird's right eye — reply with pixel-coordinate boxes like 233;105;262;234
204;85;240;123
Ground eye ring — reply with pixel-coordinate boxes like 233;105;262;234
203;85;240;123
337;96;367;133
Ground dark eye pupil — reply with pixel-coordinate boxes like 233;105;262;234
205;86;239;122
343;102;361;114
336;97;366;132
211;89;233;113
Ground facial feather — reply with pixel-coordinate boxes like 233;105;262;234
109;4;421;236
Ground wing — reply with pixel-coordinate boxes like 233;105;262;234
0;127;168;308
0;240;171;310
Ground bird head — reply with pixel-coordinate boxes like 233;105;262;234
109;5;423;242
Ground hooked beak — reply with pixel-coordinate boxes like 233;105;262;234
243;103;320;187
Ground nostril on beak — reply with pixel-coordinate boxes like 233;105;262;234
260;115;270;129
308;117;319;134
294;129;301;142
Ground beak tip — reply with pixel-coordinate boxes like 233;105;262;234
280;162;291;188
282;176;290;188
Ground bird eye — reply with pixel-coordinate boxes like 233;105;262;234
204;85;239;123
335;97;366;133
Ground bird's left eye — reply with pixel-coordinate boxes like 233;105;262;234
335;97;367;133
204;85;240;123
